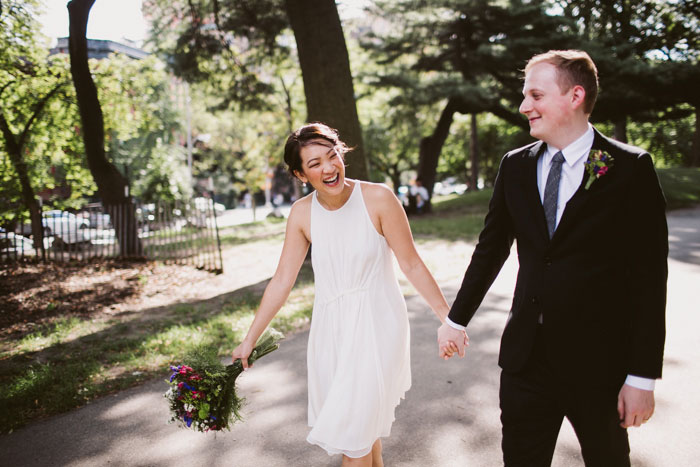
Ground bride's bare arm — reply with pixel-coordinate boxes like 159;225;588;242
232;199;310;368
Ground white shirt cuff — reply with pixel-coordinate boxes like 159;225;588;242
625;375;656;391
445;316;466;331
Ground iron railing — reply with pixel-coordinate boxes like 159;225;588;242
1;199;223;273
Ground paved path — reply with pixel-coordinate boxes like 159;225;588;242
2;207;699;467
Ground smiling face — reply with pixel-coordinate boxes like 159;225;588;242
519;62;587;149
294;139;346;194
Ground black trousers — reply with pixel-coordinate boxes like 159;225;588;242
499;327;630;467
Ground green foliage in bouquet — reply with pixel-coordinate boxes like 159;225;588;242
164;329;283;432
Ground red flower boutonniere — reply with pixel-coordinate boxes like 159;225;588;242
584;149;614;190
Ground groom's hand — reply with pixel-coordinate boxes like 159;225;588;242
617;384;655;428
437;323;468;360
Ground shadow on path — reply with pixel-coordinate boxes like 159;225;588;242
1;208;698;466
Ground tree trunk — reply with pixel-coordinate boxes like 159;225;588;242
692;105;700;168
614;117;628;143
390;161;401;196
469;113;480;191
284;0;368;180
67;0;141;256
279;74;303;199
417;98;458;208
0;80;65;257
0;114;44;257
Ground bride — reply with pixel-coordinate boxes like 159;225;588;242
233;122;465;466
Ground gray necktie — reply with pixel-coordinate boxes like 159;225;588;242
543;151;565;238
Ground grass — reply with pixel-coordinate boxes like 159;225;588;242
218;217;287;246
409;189;492;242
657;167;700;210
0;240;315;434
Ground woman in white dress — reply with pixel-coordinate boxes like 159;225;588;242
232;123;464;467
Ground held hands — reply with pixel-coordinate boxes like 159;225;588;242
617;383;655;428
437;322;469;360
231;339;255;370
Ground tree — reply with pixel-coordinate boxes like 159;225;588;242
0;0;80;251
145;0;369;179
362;95;425;191
364;0;568;202
93;54;192;202
284;0;368;179
67;0;141;255
556;0;700;146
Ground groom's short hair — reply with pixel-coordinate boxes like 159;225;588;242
525;50;599;114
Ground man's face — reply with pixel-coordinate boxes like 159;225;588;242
519;62;576;146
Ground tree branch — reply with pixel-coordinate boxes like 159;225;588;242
18;80;66;149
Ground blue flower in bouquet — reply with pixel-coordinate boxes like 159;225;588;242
164;329;283;432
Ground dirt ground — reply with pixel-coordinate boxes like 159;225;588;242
0;237;287;340
0;235;473;343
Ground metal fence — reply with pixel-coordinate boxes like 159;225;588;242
1;199;223;273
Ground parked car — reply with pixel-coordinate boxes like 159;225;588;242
42;210;89;232
0;231;34;254
84;211;112;229
41;210;90;244
433;177;468;196
193;197;225;212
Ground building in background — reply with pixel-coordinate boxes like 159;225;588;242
50;37;148;60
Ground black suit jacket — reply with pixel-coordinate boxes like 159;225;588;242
448;128;668;385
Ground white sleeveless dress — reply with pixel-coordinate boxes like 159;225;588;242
306;182;411;458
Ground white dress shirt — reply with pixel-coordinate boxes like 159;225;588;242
446;125;655;391
536;125;594;224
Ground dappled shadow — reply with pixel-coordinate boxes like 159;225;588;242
1;283;139;333
0;260;315;435
0;261;312;380
2;204;698;466
0;258;152;337
0;281;580;466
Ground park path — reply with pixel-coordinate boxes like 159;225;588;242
1;207;698;467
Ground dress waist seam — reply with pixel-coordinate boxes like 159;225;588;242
319;286;370;307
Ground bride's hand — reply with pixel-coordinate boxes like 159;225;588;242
232;339;255;370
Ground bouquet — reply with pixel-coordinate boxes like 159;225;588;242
164;329;284;432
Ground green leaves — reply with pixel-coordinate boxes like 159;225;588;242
198;402;211;419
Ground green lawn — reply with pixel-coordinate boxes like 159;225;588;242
0;242;315;434
657;167;700;210
409;189;492;242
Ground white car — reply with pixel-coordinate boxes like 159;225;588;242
193;197;225;212
0;231;34;254
42;210;90;244
433;177;468;196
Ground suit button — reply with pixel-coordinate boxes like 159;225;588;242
531;297;539;305
544;256;552;266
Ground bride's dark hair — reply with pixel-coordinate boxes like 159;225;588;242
283;122;352;178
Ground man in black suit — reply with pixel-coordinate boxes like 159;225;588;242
437;50;668;466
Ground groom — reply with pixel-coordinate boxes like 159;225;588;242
438;50;668;466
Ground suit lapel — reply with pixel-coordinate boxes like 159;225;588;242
524;141;549;241
550;129;607;242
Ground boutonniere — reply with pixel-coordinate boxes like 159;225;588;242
584;149;614;190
